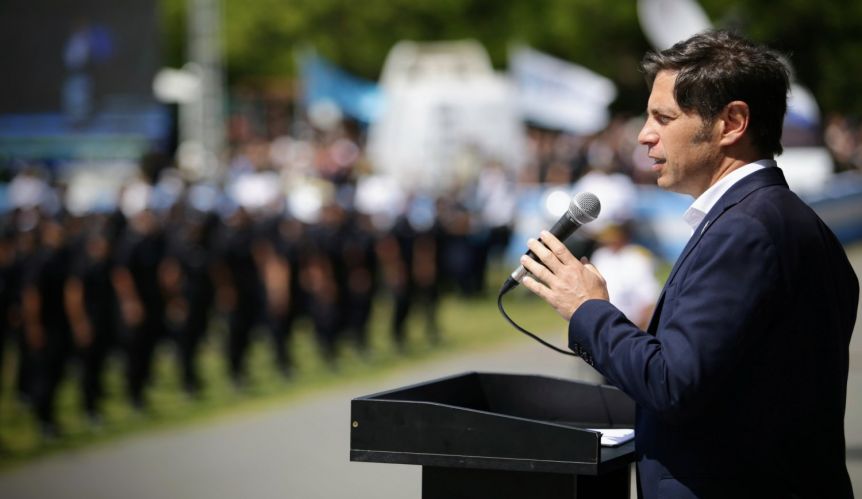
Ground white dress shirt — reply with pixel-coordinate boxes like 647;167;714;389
682;159;777;231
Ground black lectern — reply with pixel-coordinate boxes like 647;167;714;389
350;372;636;499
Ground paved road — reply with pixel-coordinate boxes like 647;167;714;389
0;339;604;499
1;246;861;499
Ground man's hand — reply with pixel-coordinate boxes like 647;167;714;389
519;230;609;320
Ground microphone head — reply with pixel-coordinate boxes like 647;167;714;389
569;192;601;225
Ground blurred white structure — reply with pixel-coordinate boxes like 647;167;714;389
153;0;225;181
637;0;712;53
367;40;526;194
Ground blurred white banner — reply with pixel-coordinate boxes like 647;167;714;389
508;45;617;135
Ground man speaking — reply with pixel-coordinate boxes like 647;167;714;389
519;30;858;498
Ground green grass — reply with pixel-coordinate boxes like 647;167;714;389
0;284;565;469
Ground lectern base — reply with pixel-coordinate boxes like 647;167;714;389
422;465;631;499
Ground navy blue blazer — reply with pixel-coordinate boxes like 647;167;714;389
570;167;858;498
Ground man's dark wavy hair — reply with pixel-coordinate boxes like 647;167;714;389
641;30;790;156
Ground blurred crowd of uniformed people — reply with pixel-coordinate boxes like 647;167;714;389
0;113;664;440
4;87;861;445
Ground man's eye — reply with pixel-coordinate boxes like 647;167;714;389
656;115;671;124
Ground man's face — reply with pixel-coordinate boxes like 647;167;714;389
638;70;721;197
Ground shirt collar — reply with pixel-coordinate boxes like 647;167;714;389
683;159;777;231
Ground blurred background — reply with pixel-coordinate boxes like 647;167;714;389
0;0;861;497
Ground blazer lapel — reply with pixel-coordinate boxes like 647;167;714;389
643;167;789;334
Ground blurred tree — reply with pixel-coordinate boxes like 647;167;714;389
702;0;862;117
159;0;862;116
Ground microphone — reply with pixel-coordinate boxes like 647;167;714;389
500;192;601;295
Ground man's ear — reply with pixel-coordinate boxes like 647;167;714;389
719;101;750;147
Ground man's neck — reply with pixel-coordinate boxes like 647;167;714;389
698;148;768;198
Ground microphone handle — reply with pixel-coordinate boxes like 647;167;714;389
547;210;580;240
506;214;581;288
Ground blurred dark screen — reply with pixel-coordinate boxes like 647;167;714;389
0;0;160;114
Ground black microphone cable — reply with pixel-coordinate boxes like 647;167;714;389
497;283;577;357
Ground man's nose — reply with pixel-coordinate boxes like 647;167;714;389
638;122;657;146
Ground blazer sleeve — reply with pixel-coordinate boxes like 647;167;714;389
569;213;781;420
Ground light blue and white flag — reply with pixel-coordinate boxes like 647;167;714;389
508;45;616;135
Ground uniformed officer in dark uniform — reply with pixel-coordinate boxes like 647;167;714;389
378;202;440;351
112;207;168;412
339;211;378;355
21;216;74;438
300;202;346;367
213;206;264;388
0;223;22;412
11;217;37;407
163;208;218;396
65;218;118;424
256;214;303;377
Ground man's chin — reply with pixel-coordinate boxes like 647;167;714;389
656;177;688;196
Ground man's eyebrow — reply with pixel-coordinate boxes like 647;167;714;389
648;106;676;117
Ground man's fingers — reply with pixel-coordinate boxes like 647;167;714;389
520;273;550;300
539;230;576;265
520;252;554;282
581;257;606;283
525;237;560;270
